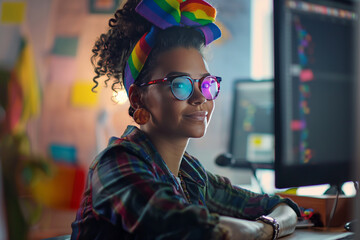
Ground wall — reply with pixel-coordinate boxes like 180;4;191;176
187;0;254;184
1;0;255;184
0;0;263;237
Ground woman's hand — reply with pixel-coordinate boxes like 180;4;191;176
219;216;274;240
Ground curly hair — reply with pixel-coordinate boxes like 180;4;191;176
91;0;206;116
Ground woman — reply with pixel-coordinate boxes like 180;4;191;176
71;0;300;239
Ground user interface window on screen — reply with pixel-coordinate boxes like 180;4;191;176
283;0;357;165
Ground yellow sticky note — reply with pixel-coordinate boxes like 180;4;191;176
71;81;98;107
253;136;262;146
1;2;26;24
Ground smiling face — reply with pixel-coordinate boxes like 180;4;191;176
140;47;215;139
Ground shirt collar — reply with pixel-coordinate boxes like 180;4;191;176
109;125;206;187
180;153;206;187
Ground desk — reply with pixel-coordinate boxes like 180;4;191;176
283;228;354;240
277;194;355;227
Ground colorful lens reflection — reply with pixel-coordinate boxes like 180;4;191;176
201;76;219;100
172;76;193;100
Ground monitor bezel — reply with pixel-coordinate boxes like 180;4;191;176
274;0;357;188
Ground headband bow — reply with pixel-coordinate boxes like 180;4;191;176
124;0;221;95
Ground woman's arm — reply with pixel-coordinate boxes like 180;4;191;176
205;171;301;221
266;203;297;238
216;204;297;240
218;216;273;240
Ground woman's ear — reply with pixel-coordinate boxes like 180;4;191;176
128;84;142;109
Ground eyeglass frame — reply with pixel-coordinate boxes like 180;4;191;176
137;75;222;101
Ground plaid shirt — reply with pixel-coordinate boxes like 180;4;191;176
71;125;299;240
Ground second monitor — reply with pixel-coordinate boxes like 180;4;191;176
229;79;274;169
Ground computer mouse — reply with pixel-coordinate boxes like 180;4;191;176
344;220;358;232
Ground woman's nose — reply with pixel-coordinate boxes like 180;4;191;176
188;81;207;105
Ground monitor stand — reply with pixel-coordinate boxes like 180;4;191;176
324;184;345;195
323;183;358;232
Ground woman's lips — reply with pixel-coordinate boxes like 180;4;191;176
184;111;208;121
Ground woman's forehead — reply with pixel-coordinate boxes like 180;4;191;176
153;47;209;78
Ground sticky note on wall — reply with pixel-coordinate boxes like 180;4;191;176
1;2;26;24
71;81;98;107
52;37;79;57
89;0;120;14
49;143;77;164
49;56;77;84
30;163;86;209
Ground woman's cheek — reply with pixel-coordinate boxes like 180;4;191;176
207;101;215;123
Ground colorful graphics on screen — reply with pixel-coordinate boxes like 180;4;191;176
291;17;313;164
241;100;256;132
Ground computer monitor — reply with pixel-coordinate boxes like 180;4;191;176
229;79;274;169
274;0;358;188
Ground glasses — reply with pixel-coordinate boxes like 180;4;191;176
139;75;222;101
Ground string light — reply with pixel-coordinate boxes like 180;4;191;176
112;89;128;104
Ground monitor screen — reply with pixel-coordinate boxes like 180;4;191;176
229;80;274;168
274;0;358;188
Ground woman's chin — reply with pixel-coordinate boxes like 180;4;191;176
186;125;207;138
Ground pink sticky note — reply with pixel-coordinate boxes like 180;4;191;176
300;69;314;82
291;120;306;131
49;56;77;84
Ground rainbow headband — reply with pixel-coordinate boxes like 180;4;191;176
124;0;222;95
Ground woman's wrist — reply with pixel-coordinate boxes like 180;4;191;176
254;220;274;240
256;215;280;239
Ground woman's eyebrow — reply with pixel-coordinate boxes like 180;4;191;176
166;72;210;78
201;73;211;77
166;71;190;77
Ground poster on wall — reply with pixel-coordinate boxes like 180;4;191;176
89;0;121;14
1;1;26;24
52;36;79;57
